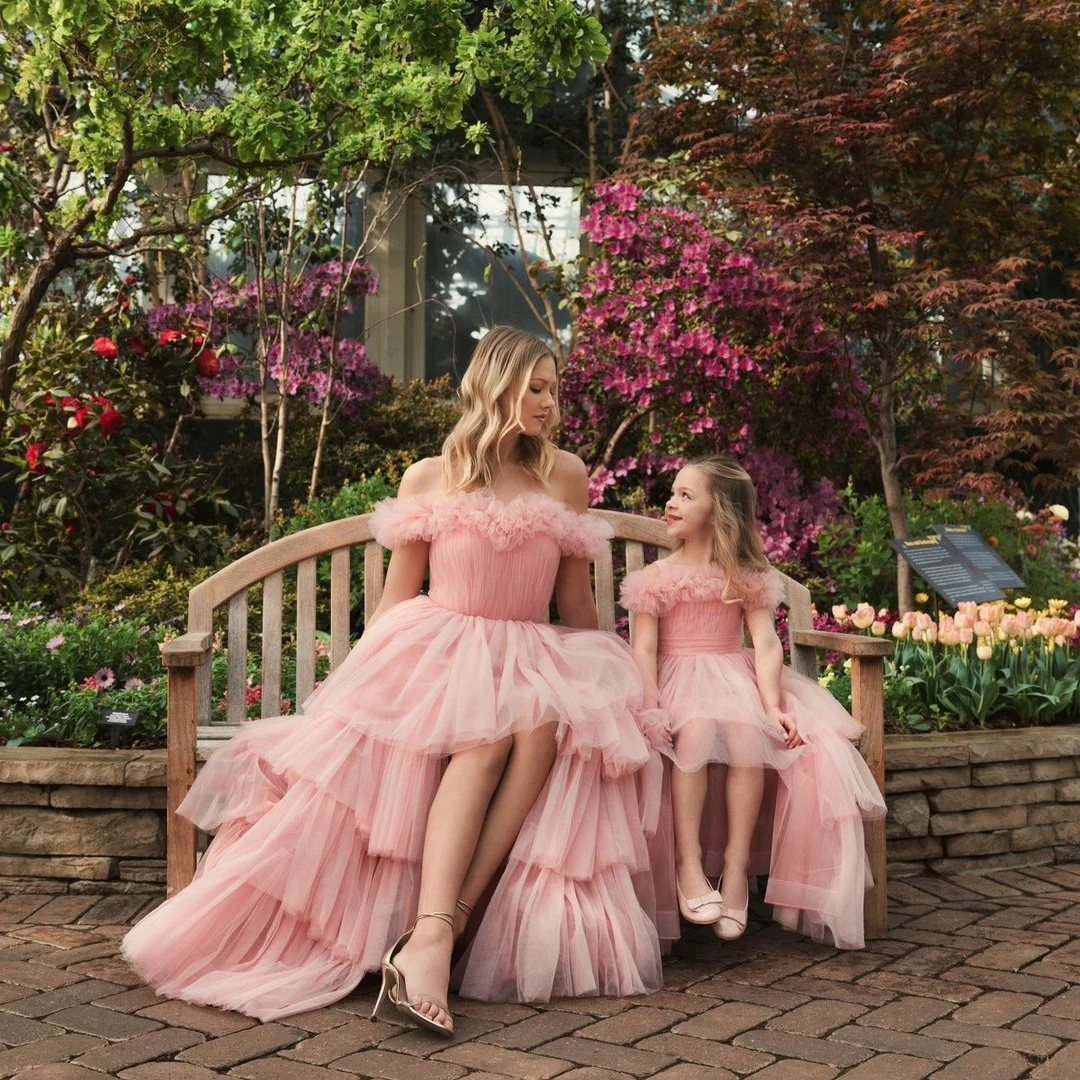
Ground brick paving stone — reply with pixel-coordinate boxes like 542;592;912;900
713;954;814;986
929;1046;1031;1080
535;1071;632;1080
481;1011;588;1049
670;1002;777;1041
950;989;1042;1025
634;1032;775;1074
46;1003;162;1039
9;928;103;950
231;1057;355;1080
738;1063;837;1080
826;1024;966;1061
76;895;148;926
634;990;712;1016
940;965;1068;996
20;899;100;927
12;1066;102;1080
802;952;893;981
278;1006;354;1032
956;925;1070;948
1037;986;1080;1019
882;947;973;978
731;1029;872;1067
0;1033;105;1075
855;996;954;1031
452;999;537;1023
543;997;634;1018
33;943;123;969
967;940;1050;969
279;1018;398;1063
833;1054;937;1080
901;910;983;933
685;978;810;1010
1015;1013;1080;1040
574;1006;683;1044
329;1049;468;1079
1031;1041;1080;1078
136;999;257;1035
1;979;124;1018
513;1036;676;1078
771;976;894;1007
118;1065;222;1080
91;986;162;1013
377;1015;502;1055
71;1026;204;1071
0;896;53;923
0;961;83;991
0;987;29;1007
65;957;142;986
435;1042;572;1079
176;1023;302;1068
764;999;868;1036
858;971;981;1003
890;929;986;954
0;1014;61;1046
920;1017;1060;1056
649;1066;737;1080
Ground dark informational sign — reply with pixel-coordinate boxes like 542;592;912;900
890;534;1005;606
933;524;1026;589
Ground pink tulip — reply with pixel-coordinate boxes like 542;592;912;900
959;627;973;645
892;621;910;640
871;620;886;637
925;624;938;644
851;603;875;630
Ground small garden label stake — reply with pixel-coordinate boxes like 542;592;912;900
99;709;139;748
890;535;1005;607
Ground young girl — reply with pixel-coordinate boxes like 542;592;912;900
621;456;886;948
123;327;667;1033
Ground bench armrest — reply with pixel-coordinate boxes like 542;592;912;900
160;632;212;668
791;629;894;657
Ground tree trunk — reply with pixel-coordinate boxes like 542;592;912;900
874;353;914;614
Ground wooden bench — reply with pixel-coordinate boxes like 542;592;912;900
162;508;892;936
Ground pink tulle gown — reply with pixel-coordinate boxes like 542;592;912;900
621;561;887;949
122;492;668;1020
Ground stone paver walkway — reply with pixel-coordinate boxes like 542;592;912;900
4;866;1080;1080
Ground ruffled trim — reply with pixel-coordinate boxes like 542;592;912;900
371;492;612;559
621;561;785;616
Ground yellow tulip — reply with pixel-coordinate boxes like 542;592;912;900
976;641;993;661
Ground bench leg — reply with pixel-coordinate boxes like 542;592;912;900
166;666;199;896
853;655;889;939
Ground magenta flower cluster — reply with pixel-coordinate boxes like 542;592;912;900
149;261;385;419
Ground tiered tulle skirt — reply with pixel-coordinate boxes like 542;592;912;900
660;648;886;950
122;596;667;1020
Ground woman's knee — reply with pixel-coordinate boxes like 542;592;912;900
512;722;558;768
458;736;513;778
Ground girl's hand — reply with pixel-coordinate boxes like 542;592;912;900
770;708;803;748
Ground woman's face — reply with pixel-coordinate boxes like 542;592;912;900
511;354;557;437
664;466;713;542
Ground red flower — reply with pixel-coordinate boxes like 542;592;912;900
25;442;48;474
70;406;92;429
91;336;118;359
158;328;184;345
1;522;9;531
117;293;129;312
99;409;124;438
192;333;204;346
128;336;149;356
124;274;137;286
63;521;78;536
195;349;220;378
91;394;111;407
0;143;14;153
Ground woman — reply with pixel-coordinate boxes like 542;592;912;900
123;327;667;1033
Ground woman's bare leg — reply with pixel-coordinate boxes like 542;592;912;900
455;723;558;930
391;737;512;1030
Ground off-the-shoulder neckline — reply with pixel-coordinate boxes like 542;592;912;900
396;489;585;515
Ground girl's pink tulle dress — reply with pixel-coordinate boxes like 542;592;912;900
621;561;887;949
122;492;668;1020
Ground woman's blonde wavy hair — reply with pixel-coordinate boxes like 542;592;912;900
681;455;771;598
442;326;560;492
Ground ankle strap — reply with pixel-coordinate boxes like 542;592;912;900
455;899;474;917
414;911;455;929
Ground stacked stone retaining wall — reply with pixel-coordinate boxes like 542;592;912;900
0;747;165;893
886;726;1080;877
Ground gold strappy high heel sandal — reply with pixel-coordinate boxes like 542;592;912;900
455;898;473;929
371;911;456;1037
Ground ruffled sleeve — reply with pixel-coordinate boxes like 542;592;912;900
736;567;786;611
619;567;666;617
370;495;436;549
560;511;613;561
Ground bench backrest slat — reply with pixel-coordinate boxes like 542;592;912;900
261;571;284;717
296;557;318;707
226;593;249;724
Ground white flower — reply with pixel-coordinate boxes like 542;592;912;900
1016;509;1034;522
1048;504;1070;522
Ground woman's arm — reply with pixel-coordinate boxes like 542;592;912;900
367;461;436;627
554;453;600;629
745;605;803;748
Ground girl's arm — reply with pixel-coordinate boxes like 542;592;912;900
554;454;600;630
631;611;660;696
366;462;434;627
745;605;803;748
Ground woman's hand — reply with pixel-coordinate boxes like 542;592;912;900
770;707;803;749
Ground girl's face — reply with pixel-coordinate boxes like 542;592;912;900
664;466;713;542
509;354;557;437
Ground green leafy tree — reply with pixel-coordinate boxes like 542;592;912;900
0;0;609;438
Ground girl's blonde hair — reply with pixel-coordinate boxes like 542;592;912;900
683;455;771;595
442;326;560;492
